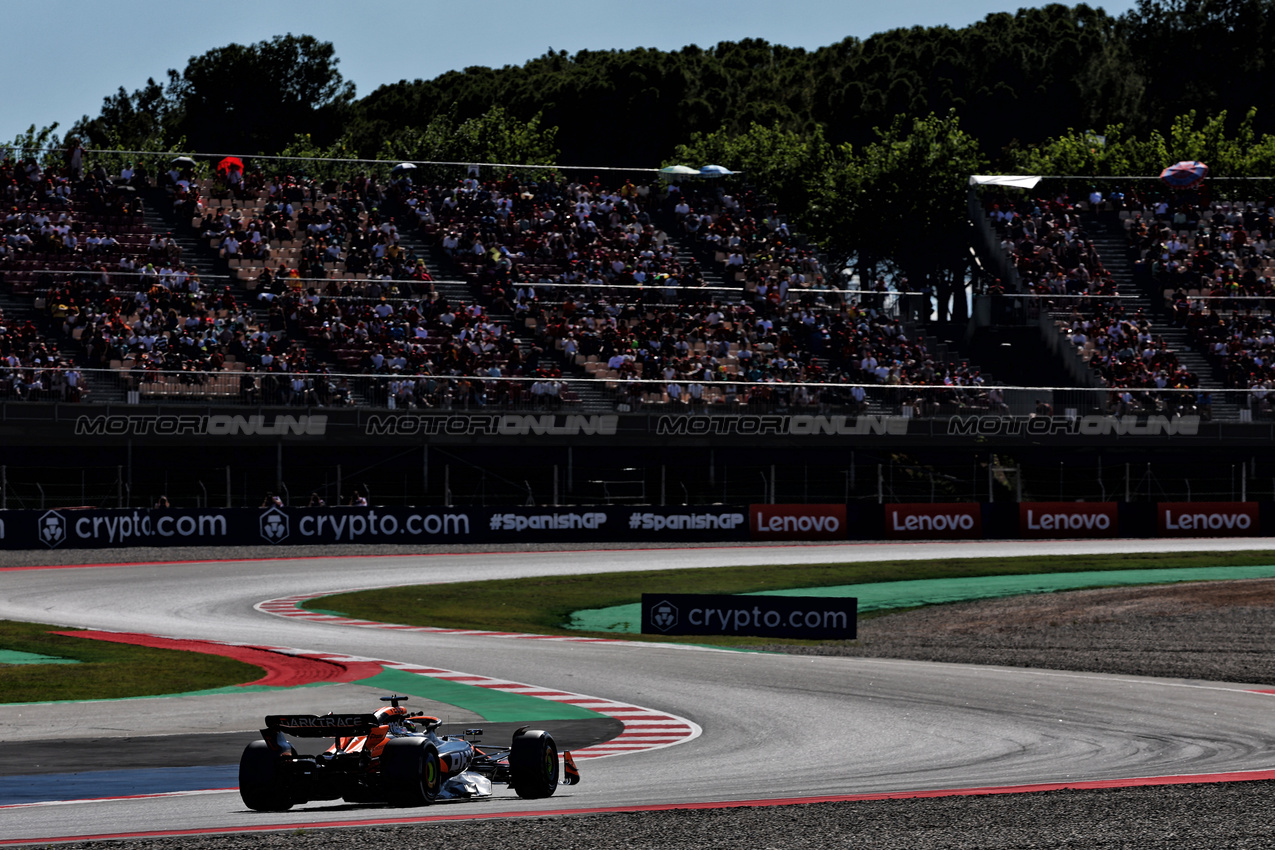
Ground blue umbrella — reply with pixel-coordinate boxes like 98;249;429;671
1159;160;1208;189
699;164;734;177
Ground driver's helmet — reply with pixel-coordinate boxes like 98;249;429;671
375;704;416;735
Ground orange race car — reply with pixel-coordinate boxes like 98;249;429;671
238;694;579;811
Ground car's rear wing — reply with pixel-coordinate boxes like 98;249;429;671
264;713;381;737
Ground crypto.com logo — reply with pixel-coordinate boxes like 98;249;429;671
38;510;66;549
259;507;290;544
649;600;679;632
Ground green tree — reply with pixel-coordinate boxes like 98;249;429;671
166;34;355;154
820;111;985;320
275;133;363;185
71;78;170;154
373;105;559;183
668;122;833;221
1009;109;1275;200
75;34;355;157
5;124;63;170
1121;0;1275;135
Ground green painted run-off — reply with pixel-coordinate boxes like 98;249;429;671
568;564;1275;634
6;657;602;722
0;649;80;665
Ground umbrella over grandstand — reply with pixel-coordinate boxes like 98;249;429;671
217;156;244;175
1159;160;1208;189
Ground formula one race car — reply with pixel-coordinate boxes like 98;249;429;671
238;694;579;811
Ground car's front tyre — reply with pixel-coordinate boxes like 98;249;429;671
382;738;442;806
509;729;559;799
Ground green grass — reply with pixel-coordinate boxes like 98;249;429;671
305;550;1275;647
0;620;264;704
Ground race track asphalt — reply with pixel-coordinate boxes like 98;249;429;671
3;538;1275;844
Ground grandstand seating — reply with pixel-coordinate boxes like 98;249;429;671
0;149;1089;415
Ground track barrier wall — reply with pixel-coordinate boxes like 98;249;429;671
2;502;1275;550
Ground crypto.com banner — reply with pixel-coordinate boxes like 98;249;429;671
0;505;753;549
641;593;857;640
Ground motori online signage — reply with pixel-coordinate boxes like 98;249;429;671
642;593;857;640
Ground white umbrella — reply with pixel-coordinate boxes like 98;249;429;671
659;165;700;180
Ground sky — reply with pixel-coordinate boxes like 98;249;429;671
3;0;1140;149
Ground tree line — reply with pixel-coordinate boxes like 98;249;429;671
11;1;1275;312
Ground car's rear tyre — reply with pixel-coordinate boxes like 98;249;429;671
238;741;294;812
382;738;442;806
509;729;559;799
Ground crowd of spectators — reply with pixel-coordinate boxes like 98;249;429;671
986;192;1203;415
368;171;994;413
0;304;81;400
1113;195;1275;416
986;197;1117;298
1;147;1003;414
662;182;828;303
528;288;994;413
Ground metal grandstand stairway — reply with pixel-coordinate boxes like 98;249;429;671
139;189;226;294
392;225;617;413
392;226;470;307
1083;217;1240;420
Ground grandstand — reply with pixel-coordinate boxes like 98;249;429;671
1;149;1272;511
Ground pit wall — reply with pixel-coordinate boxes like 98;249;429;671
1;502;1270;550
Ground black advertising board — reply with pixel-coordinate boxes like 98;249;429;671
641;593;857;640
0;505;752;549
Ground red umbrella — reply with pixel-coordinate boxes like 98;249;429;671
217;156;244;174
1159;160;1208;189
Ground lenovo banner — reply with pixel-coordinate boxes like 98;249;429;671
1020;502;1119;538
641;593;856;640
1157;502;1259;537
885;504;983;539
749;504;847;540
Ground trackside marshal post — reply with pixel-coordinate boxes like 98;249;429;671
642;593;857;640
